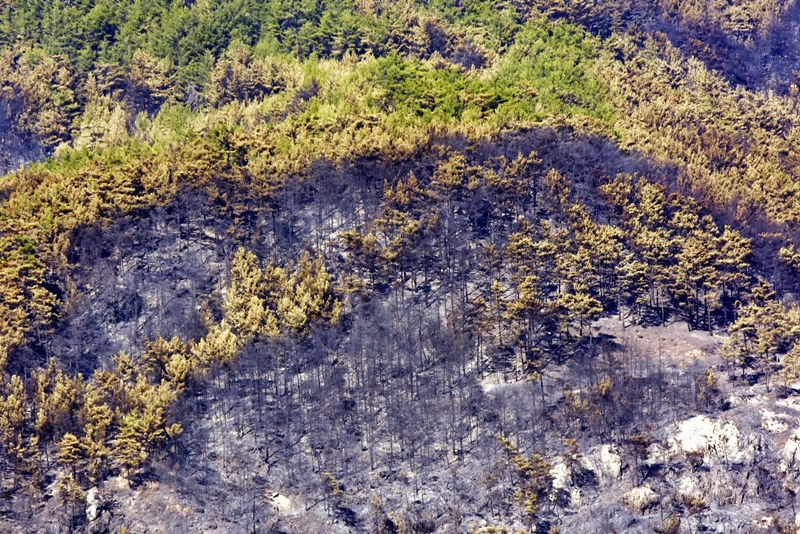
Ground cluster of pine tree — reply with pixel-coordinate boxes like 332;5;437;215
341;154;756;377
0;247;340;526
1;0;800;528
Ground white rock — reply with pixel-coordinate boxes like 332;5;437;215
104;476;130;494
671;416;717;455
549;461;583;507
645;443;665;466
581;444;622;483
728;394;745;407
85;487;100;522
752;516;774;529
569;487;583;508
676;476;701;500
669;415;757;466
550;462;570;490
762;410;789;433
582;444;623;483
268;492;291;513
781;429;800;472
623;485;659;512
600;445;622;478
777;397;800;412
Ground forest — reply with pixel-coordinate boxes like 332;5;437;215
1;0;800;532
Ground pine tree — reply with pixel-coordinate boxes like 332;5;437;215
112;414;148;479
505;274;548;360
190;322;240;370
497;434;553;524
32;359;83;440
613;250;646;315
631;227;673;321
0;375;27;448
80;388;113;446
56;473;85;526
781;342;800;386
56;432;84;475
141;336;190;383
716;226;751;321
225;248;280;339
722;300;797;377
128;49;176;112
207;40;284;107
556;291;603;339
672;229;720;331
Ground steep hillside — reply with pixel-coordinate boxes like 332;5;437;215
1;0;800;533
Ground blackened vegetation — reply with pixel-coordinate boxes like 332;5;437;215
7;134;785;531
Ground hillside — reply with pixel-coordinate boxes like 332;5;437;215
1;0;800;532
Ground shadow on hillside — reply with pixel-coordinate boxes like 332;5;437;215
565;0;800;93
0;109;45;177
646;0;800;93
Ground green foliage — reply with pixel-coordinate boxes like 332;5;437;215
490;19;614;123
723;300;800;374
0;0;798;512
497;434;553;521
225;247;342;339
363;19;613;127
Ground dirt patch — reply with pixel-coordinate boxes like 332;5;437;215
595;316;723;368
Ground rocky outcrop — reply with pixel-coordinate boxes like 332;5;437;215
269;492;292;513
582;444;622;483
781;428;800;472
623;486;659;512
761;409;790;433
669;415;760;466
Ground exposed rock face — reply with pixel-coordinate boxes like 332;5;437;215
85;487;101;522
551;461;570;490
645;443;666;466
676;475;702;501
762;409;790;433
582;444;622;483
669;415;759;466
623;485;659;512
269;492;292;513
549;461;584;507
781;428;800;472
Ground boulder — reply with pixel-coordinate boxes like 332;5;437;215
761;410;789;434
623;485;659;512
669;415;758;466
268;492;292;513
676;475;702;501
85;487;101;522
781;428;800;472
582;444;622;483
550;462;570;490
